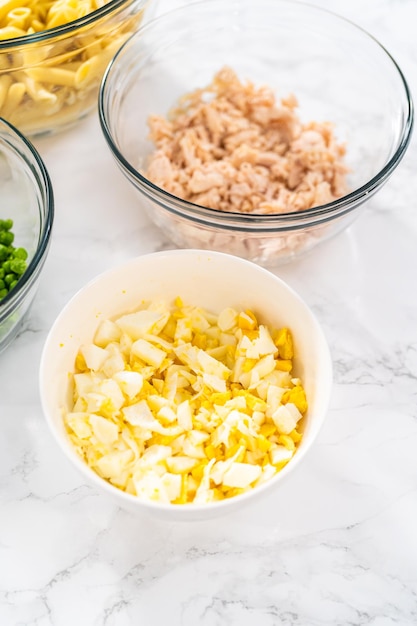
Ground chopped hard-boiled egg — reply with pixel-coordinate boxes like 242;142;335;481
64;298;308;505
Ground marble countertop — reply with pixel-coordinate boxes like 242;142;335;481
1;0;417;624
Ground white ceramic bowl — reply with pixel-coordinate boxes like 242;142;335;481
39;250;332;520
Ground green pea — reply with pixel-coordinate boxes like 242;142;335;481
4;273;15;286
0;219;13;231
0;220;28;296
13;247;28;261
0;245;8;261
0;231;14;246
10;258;26;275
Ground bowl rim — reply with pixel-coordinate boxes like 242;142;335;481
99;0;414;227
0;0;147;49
0;117;54;319
39;248;333;516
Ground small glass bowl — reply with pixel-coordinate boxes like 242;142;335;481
99;0;413;267
0;117;54;353
0;0;152;137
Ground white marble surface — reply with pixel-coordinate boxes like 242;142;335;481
1;0;417;624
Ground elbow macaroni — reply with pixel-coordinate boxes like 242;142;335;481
0;0;146;135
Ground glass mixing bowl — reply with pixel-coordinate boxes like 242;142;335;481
99;0;413;266
0;0;152;136
0;117;54;353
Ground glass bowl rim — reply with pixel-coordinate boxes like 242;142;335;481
0;0;147;49
99;0;414;225
0;117;54;319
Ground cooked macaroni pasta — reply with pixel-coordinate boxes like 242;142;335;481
0;1;108;35
0;0;146;134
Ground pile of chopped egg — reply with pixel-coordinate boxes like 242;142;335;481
64;298;308;505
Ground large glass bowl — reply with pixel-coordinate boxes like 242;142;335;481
0;0;152;137
0;117;54;353
99;0;413;267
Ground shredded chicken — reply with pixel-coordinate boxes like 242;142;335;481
145;67;349;215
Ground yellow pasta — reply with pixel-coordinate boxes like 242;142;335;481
0;0;105;32
0;0;147;135
27;66;76;86
0;24;25;39
75;54;104;89
15;71;57;103
1;81;26;117
75;34;105;58
5;7;31;30
28;19;44;33
0;75;12;108
0;0;27;24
